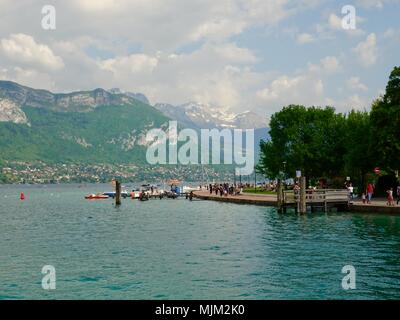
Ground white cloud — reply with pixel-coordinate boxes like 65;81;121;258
0;67;56;90
329;93;375;113
242;0;291;24
345;94;368;110
257;73;325;107
308;56;341;74
99;54;158;74
0;34;64;71
320;56;341;73
383;28;400;41
74;0;125;12
326;13;365;37
61;0;304;50
213;43;258;64
256;53;347;111
89;42;262;109
346;77;368;92
328;13;343;31
353;33;378;67
0;0;396;118
356;0;386;8
297;33;315;44
190;19;247;43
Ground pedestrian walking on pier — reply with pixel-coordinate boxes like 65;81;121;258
348;183;354;199
387;188;395;206
361;193;366;204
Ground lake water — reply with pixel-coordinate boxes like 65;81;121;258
0;184;400;300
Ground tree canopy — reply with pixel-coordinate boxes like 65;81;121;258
370;66;400;171
258;66;399;188
257;105;347;180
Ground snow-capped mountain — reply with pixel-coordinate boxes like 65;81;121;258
104;90;266;130
154;101;266;130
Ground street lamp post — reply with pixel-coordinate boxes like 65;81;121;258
254;166;257;192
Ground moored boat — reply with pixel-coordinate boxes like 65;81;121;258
85;193;109;200
103;191;129;198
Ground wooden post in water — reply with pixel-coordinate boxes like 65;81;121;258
277;179;283;213
299;176;306;214
115;180;122;206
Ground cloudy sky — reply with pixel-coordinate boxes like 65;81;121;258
0;0;399;117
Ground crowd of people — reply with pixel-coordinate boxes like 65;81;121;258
346;182;400;206
204;181;283;197
206;183;243;197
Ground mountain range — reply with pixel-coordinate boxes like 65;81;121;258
0;80;268;167
0;81;169;164
154;102;266;130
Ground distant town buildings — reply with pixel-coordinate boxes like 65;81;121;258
0;161;234;184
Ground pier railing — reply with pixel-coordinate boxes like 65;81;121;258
283;189;350;207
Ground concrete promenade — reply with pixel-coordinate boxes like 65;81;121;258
194;190;277;206
194;190;400;214
350;199;400;214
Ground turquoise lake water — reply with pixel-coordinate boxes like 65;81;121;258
0;184;400;300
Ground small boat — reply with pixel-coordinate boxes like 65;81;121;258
182;186;200;193
102;191;130;198
85;193;109;200
130;190;141;199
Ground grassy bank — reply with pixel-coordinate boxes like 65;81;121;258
242;188;277;195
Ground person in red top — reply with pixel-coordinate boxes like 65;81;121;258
366;183;374;204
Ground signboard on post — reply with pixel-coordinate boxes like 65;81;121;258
296;170;302;178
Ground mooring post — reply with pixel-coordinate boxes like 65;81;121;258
277;179;281;204
115;180;122;206
277;179;283;213
299;176;306;214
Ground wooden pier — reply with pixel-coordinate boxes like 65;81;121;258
280;189;350;213
193;191;277;206
194;190;400;214
194;189;351;213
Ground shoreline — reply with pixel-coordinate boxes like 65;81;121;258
194;191;400;214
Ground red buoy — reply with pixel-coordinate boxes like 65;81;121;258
20;192;25;200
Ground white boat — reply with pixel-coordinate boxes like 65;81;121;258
182;186;200;193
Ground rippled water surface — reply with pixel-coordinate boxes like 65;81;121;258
1;184;400;300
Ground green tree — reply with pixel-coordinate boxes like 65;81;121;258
370;66;400;172
343;110;373;189
257;105;347;180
